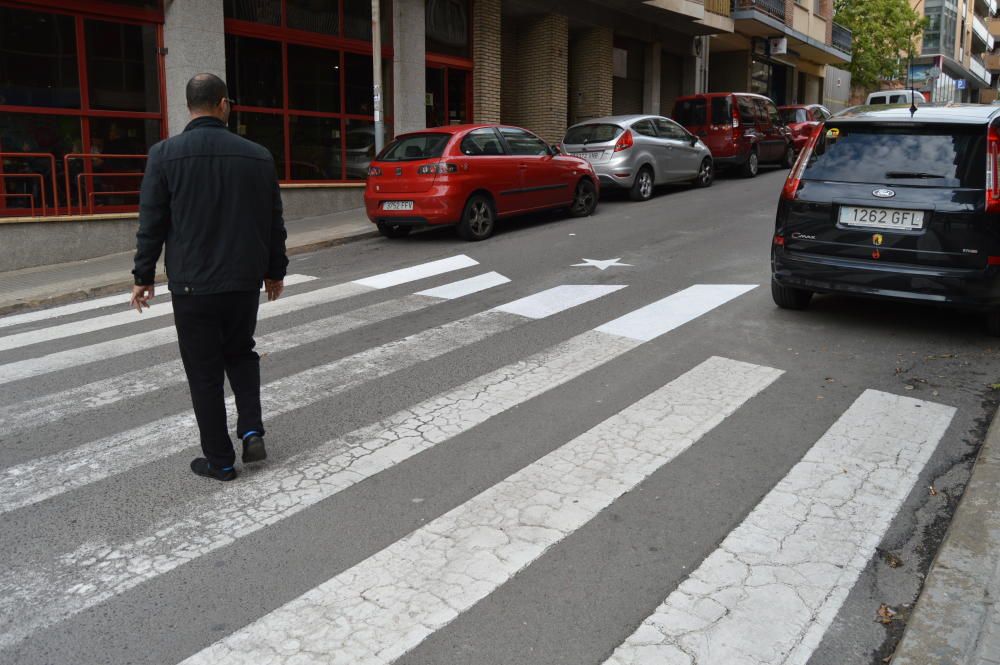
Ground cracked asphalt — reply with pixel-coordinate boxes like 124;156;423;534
2;167;999;664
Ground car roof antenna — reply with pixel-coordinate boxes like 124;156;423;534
908;48;918;116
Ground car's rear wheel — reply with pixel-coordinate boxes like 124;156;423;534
456;194;496;241
570;178;598;217
771;280;812;310
695;157;714;188
742;149;759;178
377;222;411;239
987;311;1000;337
629;167;654;201
783;144;796;169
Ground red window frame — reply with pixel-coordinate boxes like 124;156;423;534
425;0;473;127
0;0;167;216
224;1;394;183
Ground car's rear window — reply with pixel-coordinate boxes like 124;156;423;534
377;133;450;162
802;124;987;189
563;123;622;144
781;108;808;124
674;98;730;126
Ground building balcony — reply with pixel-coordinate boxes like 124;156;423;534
732;0;784;22
975;0;998;20
985;52;1000;72
970;55;990;84
991;17;1000;39
973;14;996;52
832;22;852;55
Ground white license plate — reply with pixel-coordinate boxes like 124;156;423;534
572;151;605;163
839;206;924;231
382;201;414;211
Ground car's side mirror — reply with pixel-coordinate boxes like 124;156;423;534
551;144;563;155
688;133;699;146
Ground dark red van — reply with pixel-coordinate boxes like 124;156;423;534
673;92;795;177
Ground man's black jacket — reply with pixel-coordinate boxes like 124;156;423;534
132;116;288;294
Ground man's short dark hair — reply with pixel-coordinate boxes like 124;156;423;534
186;73;228;112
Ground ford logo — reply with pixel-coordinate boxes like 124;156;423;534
872;188;896;199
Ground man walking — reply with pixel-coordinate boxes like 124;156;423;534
131;73;288;482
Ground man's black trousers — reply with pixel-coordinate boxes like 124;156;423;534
172;291;264;469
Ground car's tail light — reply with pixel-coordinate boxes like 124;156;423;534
732;102;740;130
416;162;458;175
987;125;1000;214
368;166;382;177
781;123;824;201
614;130;634;152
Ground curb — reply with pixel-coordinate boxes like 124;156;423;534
890;401;1000;664
0;228;380;318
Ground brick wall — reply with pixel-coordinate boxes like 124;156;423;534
512;14;570;143
569;27;613;125
473;0;501;123
500;25;519;125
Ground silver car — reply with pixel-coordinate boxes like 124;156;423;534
560;115;714;201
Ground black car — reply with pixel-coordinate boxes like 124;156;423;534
771;104;1000;334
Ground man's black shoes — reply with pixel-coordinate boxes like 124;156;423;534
242;434;267;463
190;458;237;481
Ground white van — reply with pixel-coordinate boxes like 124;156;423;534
866;90;926;105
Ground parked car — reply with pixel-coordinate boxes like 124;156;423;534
866;89;926;105
778;104;832;153
772;104;1000;334
559;115;714;201
673;92;795;178
365;124;599;241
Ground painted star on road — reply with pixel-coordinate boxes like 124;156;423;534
571;258;633;271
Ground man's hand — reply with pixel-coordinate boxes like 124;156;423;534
264;279;284;302
130;284;155;313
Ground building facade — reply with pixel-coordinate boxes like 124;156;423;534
0;0;850;234
911;0;998;102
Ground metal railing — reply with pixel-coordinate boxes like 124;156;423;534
733;0;785;21
0;152;60;216
63;153;146;215
832;22;853;54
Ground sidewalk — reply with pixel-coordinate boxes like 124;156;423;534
891;406;1000;664
0;208;377;316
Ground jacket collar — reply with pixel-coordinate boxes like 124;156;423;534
183;116;228;132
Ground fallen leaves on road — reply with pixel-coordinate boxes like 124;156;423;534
876;604;897;624
885;552;903;568
929;485;938;496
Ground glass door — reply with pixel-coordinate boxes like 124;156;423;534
425;65;470;128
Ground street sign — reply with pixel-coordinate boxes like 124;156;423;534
769;37;788;55
957;79;968;90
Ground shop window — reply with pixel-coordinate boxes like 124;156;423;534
288;0;339;35
426;0;469;57
226;35;283;108
85;20;160;112
0;113;80;209
344;52;374;115
230;110;285;177
224;0;281;25
289;115;342;180
288;45;341;113
0;7;79;109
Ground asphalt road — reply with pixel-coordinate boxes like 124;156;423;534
1;167;997;665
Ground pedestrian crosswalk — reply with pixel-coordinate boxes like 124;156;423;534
0;254;956;664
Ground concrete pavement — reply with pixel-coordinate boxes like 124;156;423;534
0;207;376;316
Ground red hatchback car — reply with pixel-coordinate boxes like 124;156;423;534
778;104;832;153
365;124;599;241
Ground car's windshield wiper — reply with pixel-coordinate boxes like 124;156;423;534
885;171;946;179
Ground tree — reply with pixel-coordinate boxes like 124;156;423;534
834;0;927;90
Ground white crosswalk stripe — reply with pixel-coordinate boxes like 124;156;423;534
604;390;955;665
0;272;523;515
0;273;510;439
178;357;782;664
0;274;316;351
0;283;168;330
0;283;752;650
0;272;954;665
0;255;479;384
